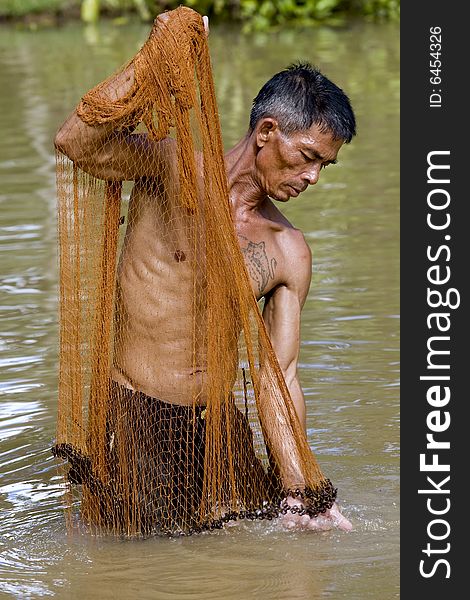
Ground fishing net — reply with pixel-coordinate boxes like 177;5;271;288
52;6;337;537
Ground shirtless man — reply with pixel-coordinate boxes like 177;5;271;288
54;12;356;531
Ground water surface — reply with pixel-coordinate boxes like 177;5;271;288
0;17;399;599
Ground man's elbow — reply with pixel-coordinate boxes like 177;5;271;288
54;114;93;164
54;126;106;176
54;126;77;161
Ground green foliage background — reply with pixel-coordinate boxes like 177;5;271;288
0;0;400;28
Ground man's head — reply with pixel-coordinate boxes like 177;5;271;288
249;62;356;202
250;62;356;142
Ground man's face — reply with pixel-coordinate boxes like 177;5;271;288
254;120;344;202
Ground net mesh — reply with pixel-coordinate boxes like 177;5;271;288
53;6;337;537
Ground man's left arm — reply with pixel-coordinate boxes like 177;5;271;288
262;241;312;432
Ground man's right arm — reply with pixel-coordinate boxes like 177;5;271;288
55;10;210;182
55;61;169;182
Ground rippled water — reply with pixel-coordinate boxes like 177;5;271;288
0;17;399;599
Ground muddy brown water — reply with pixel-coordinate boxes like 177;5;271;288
0;17;399;599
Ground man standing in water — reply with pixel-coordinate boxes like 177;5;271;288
55;12;355;531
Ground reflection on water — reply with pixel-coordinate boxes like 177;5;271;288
0;17;399;599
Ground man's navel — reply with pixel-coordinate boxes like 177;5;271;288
174;249;186;262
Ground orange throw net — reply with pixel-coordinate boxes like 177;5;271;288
52;6;336;537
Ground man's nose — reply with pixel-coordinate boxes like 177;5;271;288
302;165;321;186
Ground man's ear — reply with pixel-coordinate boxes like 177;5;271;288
256;118;279;148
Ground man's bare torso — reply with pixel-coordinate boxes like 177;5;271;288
111;174;301;404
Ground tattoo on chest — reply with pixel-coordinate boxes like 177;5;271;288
239;235;277;295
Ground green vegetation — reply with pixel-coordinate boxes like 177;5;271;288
0;0;70;18
0;0;400;28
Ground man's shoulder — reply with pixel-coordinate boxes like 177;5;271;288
260;199;310;264
263;217;311;296
280;227;312;287
274;219;311;266
264;199;304;238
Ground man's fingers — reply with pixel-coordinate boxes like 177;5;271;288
332;511;353;531
156;12;169;24
155;12;208;37
329;503;353;531
280;509;352;532
300;514;311;527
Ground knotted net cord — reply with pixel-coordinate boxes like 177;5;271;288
54;6;336;537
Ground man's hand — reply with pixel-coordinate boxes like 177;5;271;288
280;498;353;532
156;11;209;37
